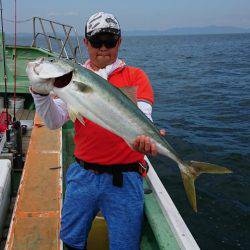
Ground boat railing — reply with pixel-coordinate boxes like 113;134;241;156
33;32;69;58
31;16;84;63
145;156;200;249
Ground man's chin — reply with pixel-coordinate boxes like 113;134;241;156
96;57;114;68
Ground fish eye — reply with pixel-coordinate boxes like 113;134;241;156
54;71;73;88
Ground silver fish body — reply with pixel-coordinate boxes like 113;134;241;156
26;57;232;212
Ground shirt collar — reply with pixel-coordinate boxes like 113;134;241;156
83;59;126;80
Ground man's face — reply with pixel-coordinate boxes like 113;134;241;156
84;33;121;69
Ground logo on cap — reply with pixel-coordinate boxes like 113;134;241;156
85;12;121;38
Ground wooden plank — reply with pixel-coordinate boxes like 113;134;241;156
13;109;23;121
7;109;36;121
5;114;63;250
19;109;30;120
27;110;36;120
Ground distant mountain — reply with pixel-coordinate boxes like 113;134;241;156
124;26;250;36
165;26;250;35
4;26;250;37
124;30;165;36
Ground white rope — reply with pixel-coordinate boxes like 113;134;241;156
3;17;32;23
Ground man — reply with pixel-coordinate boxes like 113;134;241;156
30;12;164;250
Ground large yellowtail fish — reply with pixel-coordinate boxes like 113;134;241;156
26;57;232;212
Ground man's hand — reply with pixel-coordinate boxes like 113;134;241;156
26;59;54;95
132;129;166;156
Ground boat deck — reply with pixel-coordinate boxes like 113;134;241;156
15;109;35;121
5;114;63;250
4;115;109;250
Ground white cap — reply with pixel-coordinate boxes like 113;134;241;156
85;12;121;38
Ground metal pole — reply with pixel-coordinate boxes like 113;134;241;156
39;17;52;52
31;16;36;47
49;20;66;57
0;0;11;141
59;27;71;59
13;0;17;121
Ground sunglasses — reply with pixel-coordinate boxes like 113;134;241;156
88;36;119;49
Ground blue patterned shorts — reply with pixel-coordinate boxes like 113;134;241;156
60;162;144;250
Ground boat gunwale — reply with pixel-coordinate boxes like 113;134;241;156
145;156;200;250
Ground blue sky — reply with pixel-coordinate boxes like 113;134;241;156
2;0;250;33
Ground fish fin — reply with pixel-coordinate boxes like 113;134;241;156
179;161;232;212
180;170;197;212
189;161;232;175
120;86;137;104
68;106;85;125
73;81;93;93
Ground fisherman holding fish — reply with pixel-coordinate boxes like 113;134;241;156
28;12;165;250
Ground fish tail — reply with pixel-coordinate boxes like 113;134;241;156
178;161;232;212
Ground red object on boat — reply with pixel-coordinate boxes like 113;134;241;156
0;111;12;132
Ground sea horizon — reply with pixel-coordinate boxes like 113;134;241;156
3;24;250;37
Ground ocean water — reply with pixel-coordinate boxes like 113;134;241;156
119;34;250;250
7;33;250;249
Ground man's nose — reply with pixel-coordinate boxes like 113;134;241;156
99;44;108;51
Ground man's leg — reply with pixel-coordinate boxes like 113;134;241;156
99;172;144;250
60;162;99;249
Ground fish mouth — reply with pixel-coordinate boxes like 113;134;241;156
54;71;73;88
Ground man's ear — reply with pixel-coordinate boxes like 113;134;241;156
117;37;122;47
83;38;88;46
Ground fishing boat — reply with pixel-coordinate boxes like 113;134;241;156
0;16;200;249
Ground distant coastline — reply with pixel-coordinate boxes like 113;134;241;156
4;25;250;37
124;25;250;36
